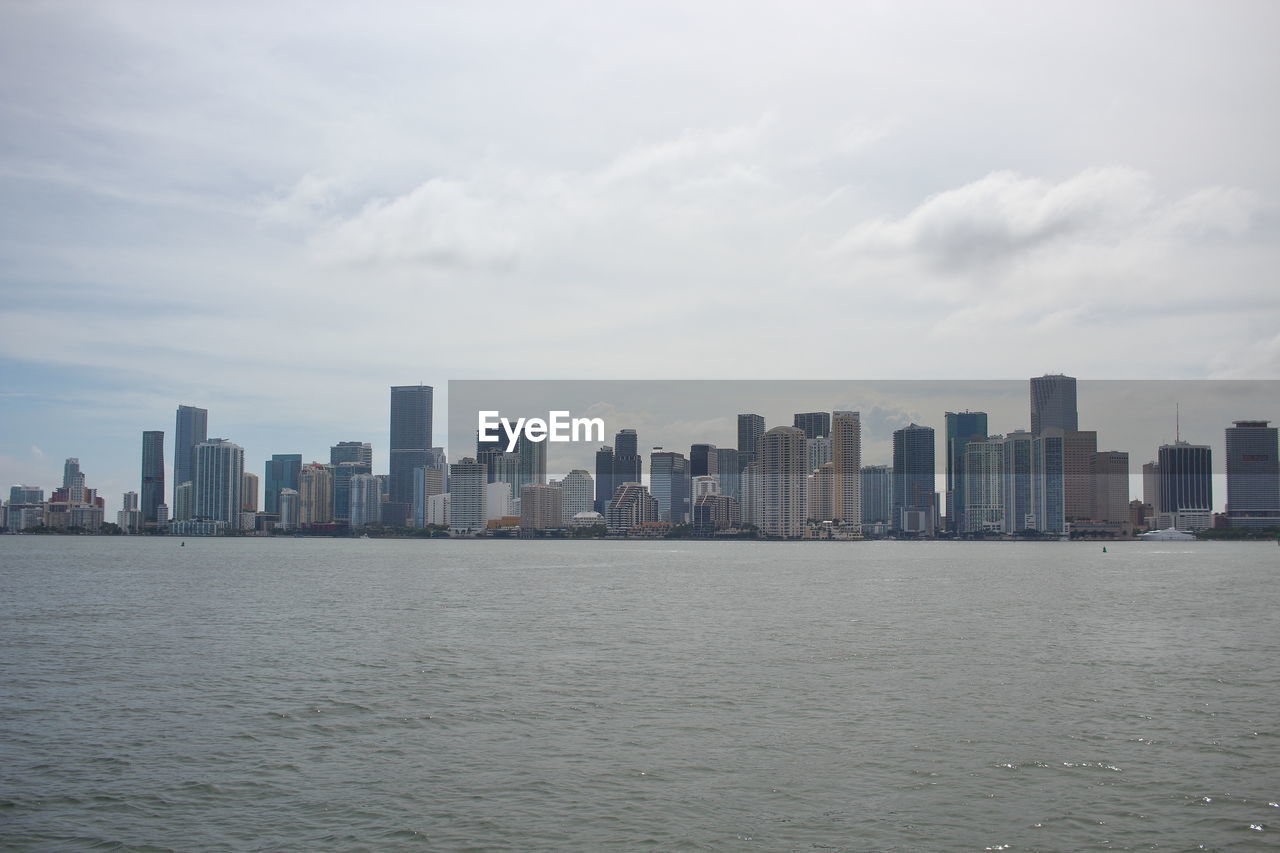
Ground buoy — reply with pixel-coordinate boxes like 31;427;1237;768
1102;546;1107;553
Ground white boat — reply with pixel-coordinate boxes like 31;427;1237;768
1139;527;1197;541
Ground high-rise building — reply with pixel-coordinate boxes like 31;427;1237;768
716;448;740;501
516;433;547;494
264;454;302;515
689;444;718;479
945;411;988;533
1032;429;1066;534
349;473;382;528
613;429;642;491
892;423;936;533
740;461;760;527
141;431;165;524
62;457;85;502
793;412;831;440
737;414;765;471
174;405;208;506
594;445;615;514
1225;420;1280;529
1001;431;1034;533
332;459;372;522
760;426;807;538
117;491;142;534
807;436;832;472
389;385;434;509
298;463;334;527
9;485;44;505
1093;451;1130;523
1142;461;1162;515
830;411;861;528
650;450;690;524
559;469;595;518
1030;374;1078;435
412;466;446;527
961;436;1003;533
520;483;564;530
173;481;194;522
486;481;514;521
448;458;487;533
808;461;834;521
1062;430;1098;520
278;489;300;531
606;482;658;533
860;465;891;525
193;438;244;525
331;441;373;467
1158;441;1212;530
241;472;259;512
692;493;740;535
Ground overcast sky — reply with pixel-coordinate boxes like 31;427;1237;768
2;1;1278;511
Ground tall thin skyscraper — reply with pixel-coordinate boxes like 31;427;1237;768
831;411;861;528
1225;420;1279;529
1001;431;1034;533
613;429;642;490
716;448;740;501
892;423;936;533
174;405;208;505
141;430;165;524
760;426;807;538
1030;374;1078;434
264;454;302;515
945;411;987;532
860;465;891;525
1158;440;1212;529
650;450;690;524
193;438;244;525
594;445;615;513
389;385;433;509
331;441;373;522
737;414;765;471
689;444;718;479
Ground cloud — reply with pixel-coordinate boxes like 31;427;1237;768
31;445;44;458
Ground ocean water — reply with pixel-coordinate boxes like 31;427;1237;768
1;537;1277;851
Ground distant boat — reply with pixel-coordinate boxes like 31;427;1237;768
1139;528;1196;541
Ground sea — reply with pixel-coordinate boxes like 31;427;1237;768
1;537;1277;851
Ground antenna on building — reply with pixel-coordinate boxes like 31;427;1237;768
1176;402;1180;443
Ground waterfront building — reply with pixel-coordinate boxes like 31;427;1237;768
1001;431;1034;533
807;436;832;472
448;458;487;533
1093;451;1130;523
860;465;891;525
349;474;381;528
117;491;142;534
650;450;691;524
716;448;740;501
241;472;259;512
412;466;446;527
516;433;547;494
9;485;44;505
1062;430;1098;521
298;463;334;527
141;430;165;524
427;493;450;527
332;459;372;522
613;430;642;493
737;414;765;470
559;469;594;518
945;411;988;533
606;482;658;533
331;441;373;467
690;444;718;479
486;481;513;520
1158;440;1213;531
193;438;244;525
961;437;1003;533
1032;429;1066;534
173;481;194;523
1225;420;1280;529
389;384;434;512
808;461;834;522
1142;461;1162;515
62;458;85;503
892;423;936;534
520;483;564;530
692;493;740;535
831;411;861;528
740;461;760;527
793;412;831;440
278;488;300;530
692;475;719;498
174;405;208;509
594;445;615;514
760;426;807;538
1030;374;1078;434
264;454;302;515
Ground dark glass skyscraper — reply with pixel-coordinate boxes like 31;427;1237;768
141;430;165;523
264;453;302;515
1030;374;1078;434
737;414;765;470
594;445;615;513
689;443;717;478
174;405;207;504
1158;441;1212;515
613;429;642;488
389;385;433;507
892;423;936;531
945;411;988;532
793;412;831;440
1225;420;1279;528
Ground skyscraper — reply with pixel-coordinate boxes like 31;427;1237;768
1032;429;1066;534
1001;431;1034;532
689;444;718;479
860;465;891;526
650;450;690;524
1158;441;1212;530
594;445;615;514
945;411;988;532
760;426;807;538
962;436;1004;533
241;472;259;512
793;412;831;440
1093;451;1130;523
830;411;861;528
737;414;765;470
613;429;642;489
298;463;334;527
1030;374;1078;434
448;458;488;533
892;423;936;533
716;448;740;501
1225;420;1280;529
331;441;373;467
559;469;595;518
174;405;208;505
1062;430;1098;521
264;454;302;515
389;385;433;508
349;473;382;528
141;430;165;524
193;438;244;525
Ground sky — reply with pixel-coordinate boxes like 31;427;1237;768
2;1;1278;513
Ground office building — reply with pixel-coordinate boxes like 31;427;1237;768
241;472;259;512
807;436;832;472
331;441;373;467
650;450;691;524
1030;374;1078;434
1158;441;1212;531
332;459;372;522
264;454;302;515
278;488;300;530
716;448;740;501
1001;431;1034;533
389;384;434;509
860;465;891;525
174;405;208;506
1225;420;1279;529
945;411;988;533
740;461;760;527
893;423;936;533
141;430;165;524
193;438;244;525
1142;461;1162;515
448;458;487;533
516;433;547;494
349;473;381;528
831;410;861;527
9;485;44;505
613;429;642;491
594;445;615;514
520;483;564;530
1032;429;1066;534
1093;451;1130;523
690;444;718;479
961;436;1003;533
737;414;765;470
794;412;831;440
412;466;446;527
760;426;808;538
1062;430;1098;521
